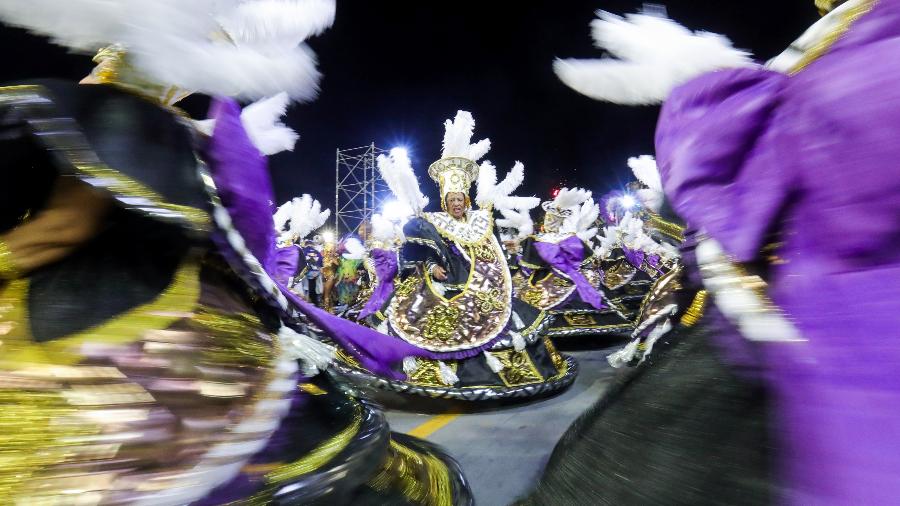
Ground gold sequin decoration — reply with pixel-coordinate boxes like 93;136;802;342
408;359;458;388
472;243;495;261
562;313;597;327
194;309;272;368
264;405;363;484
474;289;504;314
543;338;566;372
0;241;20;280
490;349;544;387
367;439;453;506
680;290;708;327
421;305;462;343
394;276;419;298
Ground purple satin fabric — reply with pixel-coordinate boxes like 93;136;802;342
272;245;300;286
622;247;645;271
277;282;436;379
205;98;279;274
656;2;900;503
358;249;398;320
534;236;604;309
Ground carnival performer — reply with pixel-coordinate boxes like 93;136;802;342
524;2;900;504
352;213;404;321
271;194;331;293
505;188;635;339
0;1;472;504
331;111;578;402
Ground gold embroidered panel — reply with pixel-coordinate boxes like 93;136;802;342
491;349;544;387
423;210;493;246
515;266;603;311
389;235;512;352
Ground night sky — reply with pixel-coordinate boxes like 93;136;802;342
1;1;818;219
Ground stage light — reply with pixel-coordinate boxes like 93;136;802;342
390;147;408;159
550;188;561;198
620;194;637;210
322;230;335;243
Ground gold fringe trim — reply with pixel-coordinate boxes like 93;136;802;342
367;439;453;506
264;405;363;484
790;0;878;74
680;290;708;327
0;241;20;280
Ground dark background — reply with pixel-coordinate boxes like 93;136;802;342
1;1;818;213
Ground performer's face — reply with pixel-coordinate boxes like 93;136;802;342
446;192;467;220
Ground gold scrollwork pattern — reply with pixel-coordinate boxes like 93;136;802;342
408;359;459;388
491;349;544;387
543;338;566;372
422;305;462;342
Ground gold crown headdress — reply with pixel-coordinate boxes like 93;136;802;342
542;187;592;233
430;110;492;211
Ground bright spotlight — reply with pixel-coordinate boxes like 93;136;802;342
321;230;335;243
382;199;414;222
620;194;638;210
390;147;408;159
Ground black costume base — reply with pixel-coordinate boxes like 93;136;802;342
518;315;775;506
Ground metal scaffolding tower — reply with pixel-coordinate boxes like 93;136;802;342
335;144;389;236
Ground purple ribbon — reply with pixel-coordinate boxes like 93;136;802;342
358;248;398;320
534;236;605;309
272;245;300;286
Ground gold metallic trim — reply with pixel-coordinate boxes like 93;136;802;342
367;439;453;506
680;290;708;327
790;0;877;74
0;85;210;230
491;349;544;387
647;213;685;242
0;257;201;366
264;404;363;484
0;241;21;280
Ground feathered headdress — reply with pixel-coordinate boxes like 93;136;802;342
628;155;665;213
0;0;336;102
476;160;540;211
274;194;331;244
542;187;592;233
428;110;491;209
553;10;753;105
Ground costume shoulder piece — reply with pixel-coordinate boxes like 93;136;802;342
0;80;210;233
423;209;493;245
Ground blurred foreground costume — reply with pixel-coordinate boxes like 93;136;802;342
524;1;900;504
0;1;471;504
329;112;577;403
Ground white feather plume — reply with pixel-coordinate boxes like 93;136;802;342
441;110;491;161
377;148;429;215
475;161;499;208
553;187;592;210
239;92;298;155
275;194;330;242
496;208;534;240
370;213;402;244
342;237;366;260
217;0;336;49
628;155;665;212
571;198;601;241
494;195;541;211
554;11;754;105
0;0;334;102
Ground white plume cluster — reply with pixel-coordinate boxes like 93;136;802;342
476;161;540;211
0;0;336;101
377;148;430;215
628;155;665;212
441;110;491;161
554;10;754;105
197;92;299;155
274;194;331;243
562;198;601;241
596;211;680;262
342;237;366;260
496;208;534;241
553;187;593;211
370;213;404;245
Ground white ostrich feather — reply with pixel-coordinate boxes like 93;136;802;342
477;160;536;210
496;208;534;241
342;237;366;260
239;92;298;155
554;11;754;105
0;0;334;102
276;194;330;241
628;155;664;212
441;110;491;161
370;214;399;244
217;0;336;49
553;187;592;210
475;161;499;208
278;325;335;376
377;148;429;215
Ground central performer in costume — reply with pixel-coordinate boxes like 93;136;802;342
332;111;577;402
